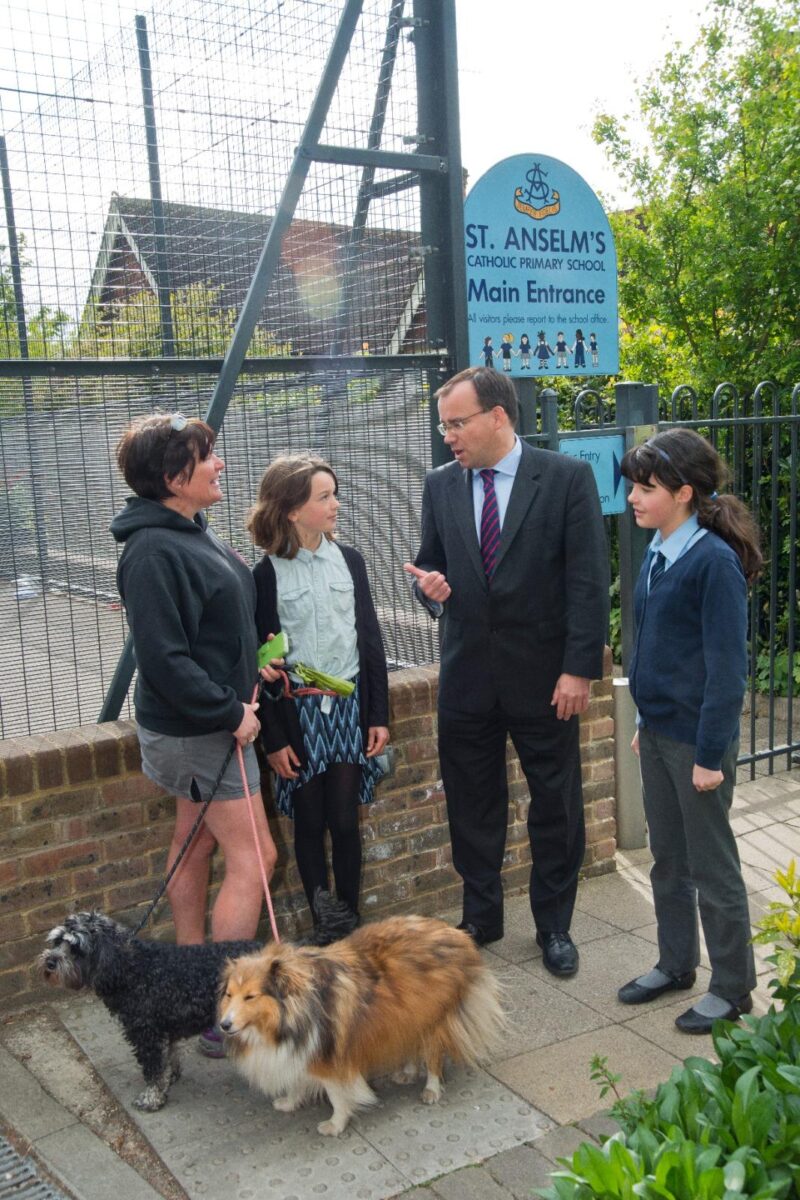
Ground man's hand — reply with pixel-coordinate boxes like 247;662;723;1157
403;562;452;603
631;729;640;757
267;745;301;780
693;764;724;793
366;726;390;757
550;674;590;720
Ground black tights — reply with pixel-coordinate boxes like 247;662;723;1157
292;763;362;915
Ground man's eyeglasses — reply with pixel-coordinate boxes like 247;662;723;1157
436;410;487;436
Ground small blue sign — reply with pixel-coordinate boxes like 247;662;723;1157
464;154;618;378
559;434;626;515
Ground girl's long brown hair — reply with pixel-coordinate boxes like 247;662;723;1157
620;428;763;582
247;453;338;559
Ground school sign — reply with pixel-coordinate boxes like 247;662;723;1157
464;154;618;378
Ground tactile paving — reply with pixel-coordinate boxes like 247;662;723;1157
61;998;552;1199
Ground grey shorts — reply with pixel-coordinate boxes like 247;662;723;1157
137;726;261;801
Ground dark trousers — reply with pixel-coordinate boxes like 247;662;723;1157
438;704;586;934
639;728;756;1000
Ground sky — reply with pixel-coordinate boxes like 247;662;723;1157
455;0;708;207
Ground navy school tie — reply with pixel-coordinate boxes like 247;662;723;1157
480;469;500;578
649;550;666;590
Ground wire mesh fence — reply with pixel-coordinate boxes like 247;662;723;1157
0;365;440;737
1;0;428;354
0;0;454;737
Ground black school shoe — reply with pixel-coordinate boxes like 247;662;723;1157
536;931;579;977
675;993;753;1034
618;969;697;1005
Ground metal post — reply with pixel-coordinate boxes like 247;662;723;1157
515;377;537;441
413;0;468;468
539;387;559;451
135;15;175;358
0;134;48;588
615;382;659;671
613;677;646;849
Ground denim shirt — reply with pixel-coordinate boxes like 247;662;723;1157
270;538;359;680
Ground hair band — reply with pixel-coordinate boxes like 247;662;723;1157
644;439;689;486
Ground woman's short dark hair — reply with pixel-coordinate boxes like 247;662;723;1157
247;453;338;559
116;413;215;501
435;366;518;427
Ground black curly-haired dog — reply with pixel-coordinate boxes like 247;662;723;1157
39;911;260;1111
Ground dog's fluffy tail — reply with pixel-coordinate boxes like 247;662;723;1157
446;968;507;1067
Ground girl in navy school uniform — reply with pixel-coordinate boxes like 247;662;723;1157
617;429;762;1034
247;453;389;942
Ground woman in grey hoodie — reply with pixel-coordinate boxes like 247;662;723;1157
112;412;277;1056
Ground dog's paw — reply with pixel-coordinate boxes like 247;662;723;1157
134;1086;167;1112
420;1080;442;1105
391;1063;418;1085
273;1094;301;1113
317;1118;347;1137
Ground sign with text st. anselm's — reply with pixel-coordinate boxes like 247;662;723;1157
464;154;618;378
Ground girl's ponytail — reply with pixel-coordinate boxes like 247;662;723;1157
696;493;763;582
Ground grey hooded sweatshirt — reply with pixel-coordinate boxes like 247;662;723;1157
111;497;258;736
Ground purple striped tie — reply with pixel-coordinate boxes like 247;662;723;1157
479;469;500;578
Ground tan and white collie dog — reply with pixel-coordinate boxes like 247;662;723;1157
219;914;506;1136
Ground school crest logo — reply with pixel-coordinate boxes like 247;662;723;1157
513;162;560;221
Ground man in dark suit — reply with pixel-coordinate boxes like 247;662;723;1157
404;367;609;976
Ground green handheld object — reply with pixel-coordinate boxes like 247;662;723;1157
257;630;289;669
294;663;355;697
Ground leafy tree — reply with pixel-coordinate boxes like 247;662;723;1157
75;280;292;359
594;0;800;394
1;237;71;358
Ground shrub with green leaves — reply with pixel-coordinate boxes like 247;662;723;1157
539;861;800;1199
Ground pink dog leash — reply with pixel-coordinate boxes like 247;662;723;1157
239;683;281;943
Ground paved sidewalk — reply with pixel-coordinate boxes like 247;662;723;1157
1;768;798;1200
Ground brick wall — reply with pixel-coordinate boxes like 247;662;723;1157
0;656;616;1008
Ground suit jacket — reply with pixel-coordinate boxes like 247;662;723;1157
415;440;609;717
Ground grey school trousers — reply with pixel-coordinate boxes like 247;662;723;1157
639;728;756;1001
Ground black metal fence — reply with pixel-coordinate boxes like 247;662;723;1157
520;380;799;778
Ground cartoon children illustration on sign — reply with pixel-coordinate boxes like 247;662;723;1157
589;332;599;367
519;333;532;369
499;333;516;372
480;336;495;368
554;332;571;369
572;329;586;370
535;331;555;370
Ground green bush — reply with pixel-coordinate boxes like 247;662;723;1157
539;862;800;1199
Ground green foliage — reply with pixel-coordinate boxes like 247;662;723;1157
74;281;292;359
594;0;800;393
753;860;800;1002
539;862;800;1199
755;652;800;699
1;237;71;358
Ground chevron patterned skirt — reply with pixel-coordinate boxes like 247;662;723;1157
273;680;385;819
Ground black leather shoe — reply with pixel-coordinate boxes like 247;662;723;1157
618;970;696;1005
536;931;579;977
675;994;753;1035
457;921;503;947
